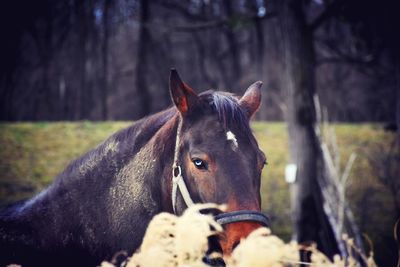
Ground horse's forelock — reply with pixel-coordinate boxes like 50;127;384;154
199;91;252;136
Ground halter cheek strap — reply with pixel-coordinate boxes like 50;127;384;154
171;117;270;228
171;117;195;214
172;165;194;214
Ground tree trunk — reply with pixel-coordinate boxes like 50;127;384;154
393;58;400;216
223;0;241;92
135;0;152;118
278;0;339;259
75;1;86;120
254;17;264;78
101;0;111;120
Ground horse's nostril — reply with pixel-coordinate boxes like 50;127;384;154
232;240;240;251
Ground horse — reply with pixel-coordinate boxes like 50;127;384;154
0;69;269;266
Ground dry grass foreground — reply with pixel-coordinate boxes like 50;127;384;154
97;203;376;267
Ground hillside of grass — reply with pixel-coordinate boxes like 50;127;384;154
0;121;397;266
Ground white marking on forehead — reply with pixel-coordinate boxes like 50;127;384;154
226;131;238;150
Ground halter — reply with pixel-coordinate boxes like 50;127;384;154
171;117;270;228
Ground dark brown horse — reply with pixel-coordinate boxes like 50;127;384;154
0;70;268;266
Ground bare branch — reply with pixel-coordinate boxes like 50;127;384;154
171;19;227;32
316;56;374;67
341;153;357;186
153;0;205;22
310;0;346;32
170;13;276;33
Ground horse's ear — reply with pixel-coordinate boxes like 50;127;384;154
239;81;263;118
169;69;198;115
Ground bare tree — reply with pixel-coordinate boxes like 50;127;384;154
134;0;152;118
278;0;339;259
101;0;112;120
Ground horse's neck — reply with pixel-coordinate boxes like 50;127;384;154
0;109;179;257
51;107;178;197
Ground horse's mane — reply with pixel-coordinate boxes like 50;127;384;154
111;107;176;146
43;108;176;188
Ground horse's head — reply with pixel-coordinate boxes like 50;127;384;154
168;70;268;256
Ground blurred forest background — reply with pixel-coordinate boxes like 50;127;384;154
0;0;398;122
0;0;399;266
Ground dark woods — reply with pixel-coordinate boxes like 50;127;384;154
0;0;399;122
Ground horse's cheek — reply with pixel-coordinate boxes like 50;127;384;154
190;176;213;202
188;170;218;203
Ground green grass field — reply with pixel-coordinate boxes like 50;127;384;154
0;121;397;265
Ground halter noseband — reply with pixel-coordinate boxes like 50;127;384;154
171;117;270;228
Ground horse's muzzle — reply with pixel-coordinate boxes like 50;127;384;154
214;210;270;256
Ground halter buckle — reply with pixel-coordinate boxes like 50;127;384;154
173;165;181;177
172;165;182;184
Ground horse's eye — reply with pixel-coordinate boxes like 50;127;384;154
192;158;206;170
